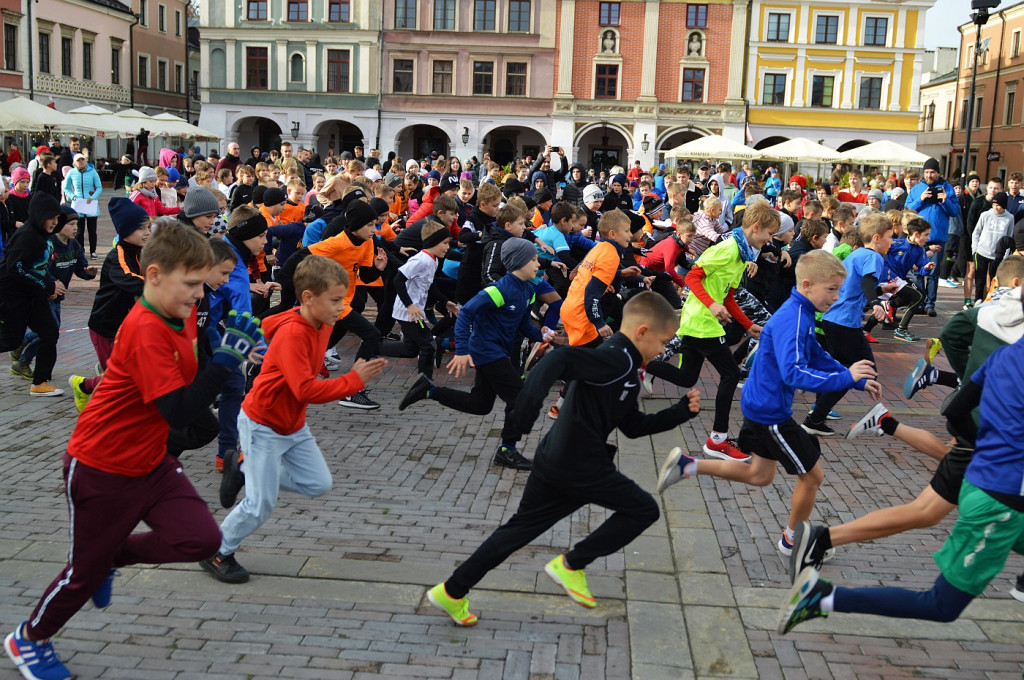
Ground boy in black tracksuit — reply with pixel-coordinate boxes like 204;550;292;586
0;193;64;394
425;292;701;626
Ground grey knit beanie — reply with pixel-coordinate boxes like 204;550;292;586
182;187;221;218
501;237;537;272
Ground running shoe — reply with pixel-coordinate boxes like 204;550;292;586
777;567;832;634
524;342;550;372
67;376;90;413
9;361;32;380
925;338;943;364
893;328;919;342
809;402;841;420
29;382;63;397
1010;573;1024;604
7;341;27;363
702;437;751;462
544;555;597;608
864;332;878;344
339;390;380;410
777;531;795;557
4;623;71;680
426;583;478;626
323;349;344;372
903;359;938;400
938;278;959;288
640;367;654;394
800;418;834;436
493;445;532;470
657;447;695;493
199;552;250;584
220;448;245;509
399;373;433;411
91;569;117;609
846;403;889;440
789;521;834;584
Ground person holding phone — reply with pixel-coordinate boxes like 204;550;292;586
529;145;569;193
905;158;961;316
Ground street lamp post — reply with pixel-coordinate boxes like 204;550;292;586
962;0;999;179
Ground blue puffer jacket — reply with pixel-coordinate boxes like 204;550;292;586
454;273;543;365
63;165;103;204
206;235;252;347
741;289;862;424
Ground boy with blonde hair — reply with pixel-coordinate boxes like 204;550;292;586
659;250;881;561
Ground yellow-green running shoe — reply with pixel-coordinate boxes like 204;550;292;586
544;555;597;608
9;361;32;380
68;375;90;413
925;338;942;364
426;583;478;626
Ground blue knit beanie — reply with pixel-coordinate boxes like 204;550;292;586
109;197;150;238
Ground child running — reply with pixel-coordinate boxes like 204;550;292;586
399;238;556;470
201;256;387;583
644;202;780;460
3;224;262;680
657;250;882;559
426;291;701;626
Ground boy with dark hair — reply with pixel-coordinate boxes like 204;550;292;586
863;216;934;343
202;256;387;583
4;224;262;680
399;238;556;470
379;221;459;378
426;291;701;625
0;193;67;395
803;213;898;435
644;203;779;460
658;250;881;559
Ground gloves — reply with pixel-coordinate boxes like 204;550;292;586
212;310;263;369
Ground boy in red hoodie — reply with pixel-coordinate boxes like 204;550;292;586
200;255;388;584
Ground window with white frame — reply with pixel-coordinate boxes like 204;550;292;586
1005;84;1016;126
506;61;526;96
393;58;413;92
473;60;493;95
395;0;415;28
474;0;495;30
175;9;182;35
138;53;149;87
763;73;785;105
157;58;167;90
326;49;349;92
509;0;530;32
174;62;182;92
1013;30;1021;58
863;16;887;46
140;0;148;26
82;41;93;79
810;75;834;107
858;76;882;109
434;0;454;30
158;4;165;32
432;59;453;94
766;13;789;42
4;23;17;71
595;63;618;99
815;15;838;44
681;67;704;102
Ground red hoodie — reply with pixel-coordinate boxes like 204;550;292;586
242;309;364;434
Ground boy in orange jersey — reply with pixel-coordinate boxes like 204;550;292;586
4;225;262;680
201;255;387;584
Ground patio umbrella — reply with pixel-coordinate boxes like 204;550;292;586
839;140;931;166
663;134;759;161
151;112;220;140
757;137;842;163
0;97;92;133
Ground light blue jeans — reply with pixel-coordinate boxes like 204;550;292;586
218;412;332;555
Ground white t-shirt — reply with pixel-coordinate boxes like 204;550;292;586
392;250;438;322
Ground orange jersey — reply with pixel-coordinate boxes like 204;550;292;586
307;232;375;318
279;200;306;225
561;240;620;346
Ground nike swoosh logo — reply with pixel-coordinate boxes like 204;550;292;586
624;382;637;388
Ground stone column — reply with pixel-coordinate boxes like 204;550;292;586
639;0;660;100
556;0;575;97
725;0;749;105
225;39;236;89
275;39;287;91
305;40;317;93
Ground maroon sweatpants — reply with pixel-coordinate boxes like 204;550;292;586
25;454;220;640
82;330;116;394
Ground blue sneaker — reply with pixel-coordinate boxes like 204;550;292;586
809;403;841;420
4;623;71;680
91;569;117;609
903;359;938;400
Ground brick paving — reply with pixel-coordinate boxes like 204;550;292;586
0;213;1021;679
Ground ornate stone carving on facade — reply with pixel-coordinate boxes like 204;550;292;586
686;31;705;58
37;73;130;103
600;29;618;54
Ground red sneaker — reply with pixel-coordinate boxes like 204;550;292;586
864;332;878;344
318;362;330;379
702;436;751;462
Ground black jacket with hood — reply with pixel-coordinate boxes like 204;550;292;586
562;163;588;208
0;192;61;296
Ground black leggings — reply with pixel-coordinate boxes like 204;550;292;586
445;469;659;599
645;334;740;433
431;356;524;445
974;254;994;302
863;283;923;331
75;215;99;255
0;292;58;385
379;320;435;378
327;311;381;361
809;321;872;424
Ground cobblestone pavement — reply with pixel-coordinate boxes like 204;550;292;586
0;216;1021;679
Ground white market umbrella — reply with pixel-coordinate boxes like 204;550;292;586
663;134;759;161
839;140;931;166
150;112;220;141
63;107;125;138
757;137;841;163
68;104;114;115
0;97;92;133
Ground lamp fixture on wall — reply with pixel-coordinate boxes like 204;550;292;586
290;121;300;139
641;133;650;152
462;126;470;145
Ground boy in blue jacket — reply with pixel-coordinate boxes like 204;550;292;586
657;250;882;559
399;238;555;470
864;216;935;342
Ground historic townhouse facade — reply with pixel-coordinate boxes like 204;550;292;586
950;1;1024;181
0;0;134;110
379;0;557;164
128;0;190;117
744;0;935;153
551;0;748;171
198;0;380;157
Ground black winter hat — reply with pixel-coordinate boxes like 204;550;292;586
534;187;554;204
345;200;377;231
369;197;390;216
263;187;287;207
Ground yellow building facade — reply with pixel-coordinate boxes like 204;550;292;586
744;0;936;153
